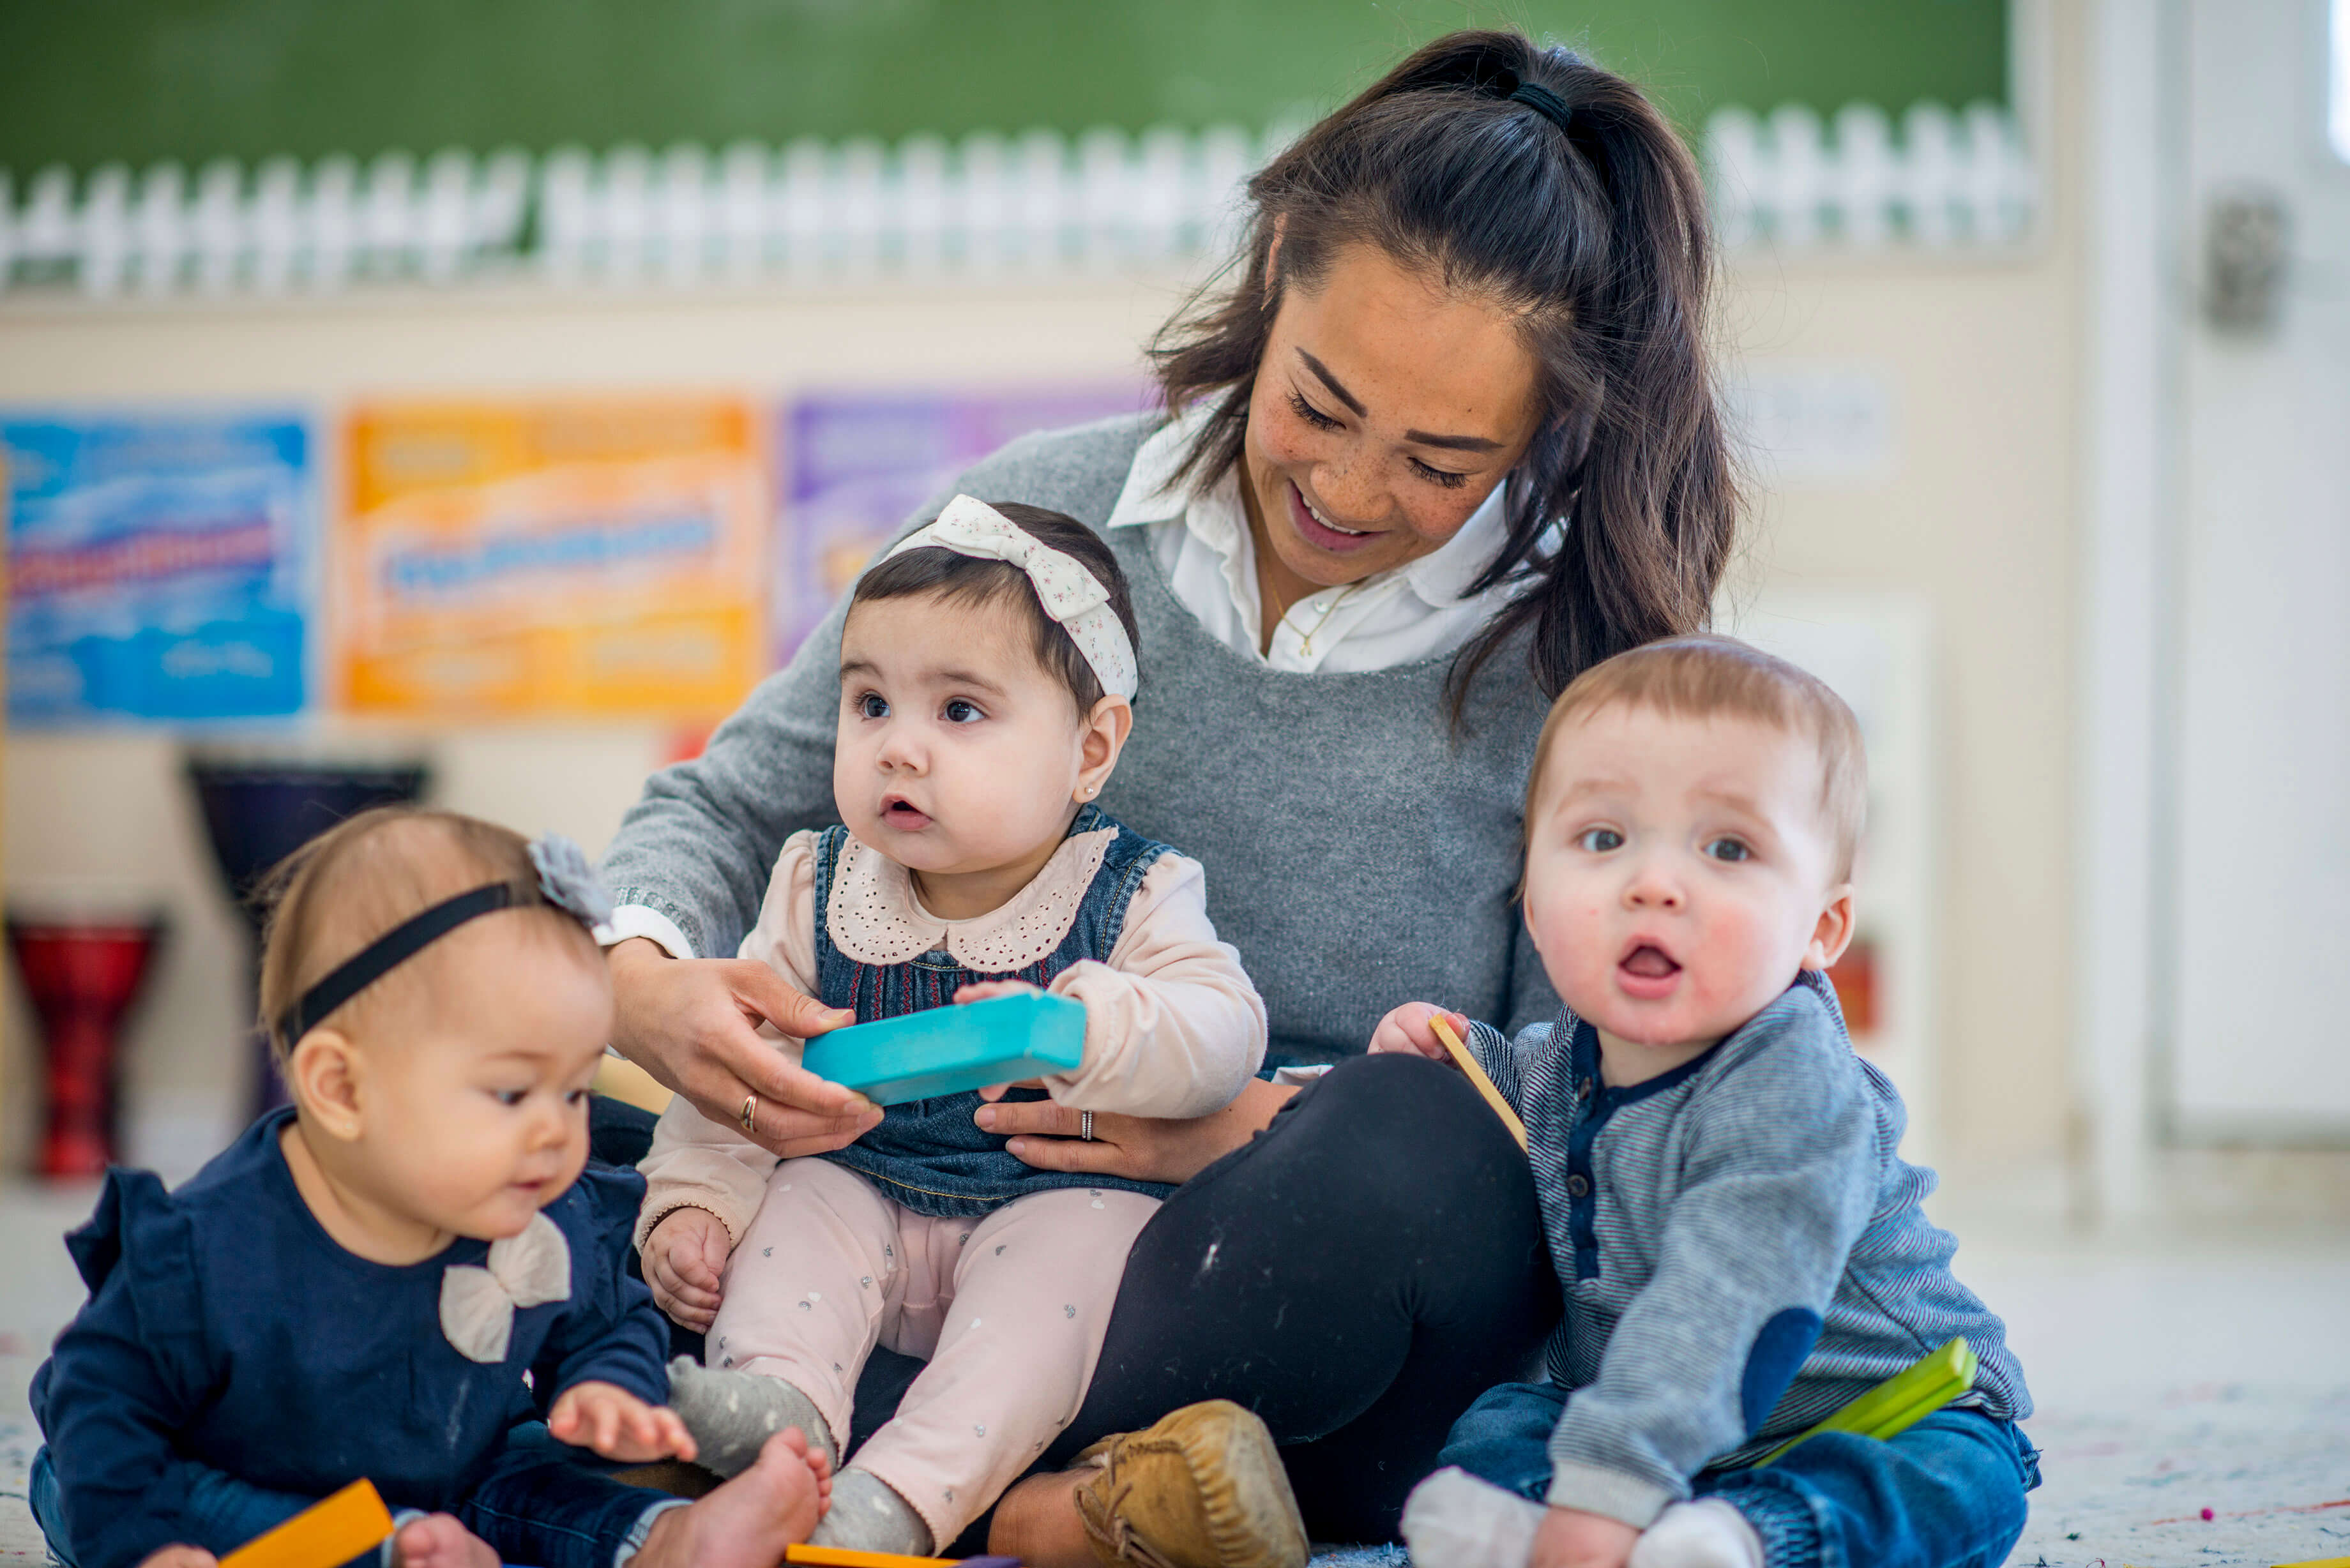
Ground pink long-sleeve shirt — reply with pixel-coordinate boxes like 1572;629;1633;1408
637;826;1267;1247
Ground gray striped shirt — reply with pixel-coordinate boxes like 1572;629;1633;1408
1466;970;2030;1525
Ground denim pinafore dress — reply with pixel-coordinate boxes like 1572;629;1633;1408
810;804;1177;1218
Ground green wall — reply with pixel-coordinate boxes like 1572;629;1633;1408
0;0;2006;173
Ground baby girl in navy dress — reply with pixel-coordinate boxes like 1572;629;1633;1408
30;810;832;1568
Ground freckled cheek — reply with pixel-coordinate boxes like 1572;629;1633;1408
1402;494;1479;550
1250;400;1328;478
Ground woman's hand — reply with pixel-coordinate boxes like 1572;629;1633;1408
606;939;883;1158
1529;1505;1640;1568
644;1206;732;1331
1368;1003;1471;1061
974;1077;1297;1185
135;1549;217;1568
548;1380;699;1464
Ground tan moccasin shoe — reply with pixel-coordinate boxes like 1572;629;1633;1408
1073;1399;1310;1568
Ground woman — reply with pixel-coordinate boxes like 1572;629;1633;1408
596;28;1736;1565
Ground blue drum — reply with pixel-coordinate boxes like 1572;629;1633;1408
185;757;430;1113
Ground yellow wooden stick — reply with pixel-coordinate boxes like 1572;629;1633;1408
785;1546;960;1568
1427;1013;1529;1150
219;1478;393;1568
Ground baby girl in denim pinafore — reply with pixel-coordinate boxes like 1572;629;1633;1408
633;497;1268;1558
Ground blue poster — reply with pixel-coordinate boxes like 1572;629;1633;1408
3;411;312;723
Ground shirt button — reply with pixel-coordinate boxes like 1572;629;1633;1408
1577;1077;1595;1100
1566;1174;1591;1198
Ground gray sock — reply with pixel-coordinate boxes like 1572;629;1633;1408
664;1355;837;1477
809;1468;934;1556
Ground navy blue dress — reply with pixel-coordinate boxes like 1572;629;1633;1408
810;803;1178;1217
31;1106;672;1568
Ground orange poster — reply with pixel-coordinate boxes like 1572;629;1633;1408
338;397;766;718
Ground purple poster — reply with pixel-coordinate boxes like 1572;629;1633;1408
778;384;1149;658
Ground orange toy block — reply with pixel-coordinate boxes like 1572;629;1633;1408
218;1478;394;1568
785;1547;960;1568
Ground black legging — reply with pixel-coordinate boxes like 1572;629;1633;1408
596;1052;1558;1543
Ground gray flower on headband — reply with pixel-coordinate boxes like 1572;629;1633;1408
529;834;614;927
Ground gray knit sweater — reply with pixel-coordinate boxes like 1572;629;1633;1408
1466;972;2031;1527
600;414;1561;1066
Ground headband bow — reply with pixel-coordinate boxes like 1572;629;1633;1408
885;495;1139;702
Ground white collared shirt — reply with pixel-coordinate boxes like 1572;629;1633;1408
1103;403;1519;675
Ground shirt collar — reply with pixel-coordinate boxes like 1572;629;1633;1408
1105;405;1216;532
826;812;1122;971
1105;403;1519;613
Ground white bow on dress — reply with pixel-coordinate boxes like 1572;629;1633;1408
439;1212;572;1364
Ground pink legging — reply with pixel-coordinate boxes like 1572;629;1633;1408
711;1157;1158;1547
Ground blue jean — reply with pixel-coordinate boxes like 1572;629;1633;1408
30;1425;683;1568
1438;1382;2041;1568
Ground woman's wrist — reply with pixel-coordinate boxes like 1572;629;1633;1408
607;935;671;969
604;938;682;1076
1177;1079;1296;1176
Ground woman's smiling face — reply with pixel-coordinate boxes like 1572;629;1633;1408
1241;243;1546;592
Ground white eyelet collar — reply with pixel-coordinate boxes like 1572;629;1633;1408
826;826;1119;972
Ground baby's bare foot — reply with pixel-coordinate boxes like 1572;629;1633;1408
634;1429;828;1568
392;1513;499;1568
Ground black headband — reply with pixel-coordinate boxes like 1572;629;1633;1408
275;831;611;1048
277;881;534;1046
1508;80;1575;139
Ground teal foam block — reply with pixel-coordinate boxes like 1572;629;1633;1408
798;991;1087;1106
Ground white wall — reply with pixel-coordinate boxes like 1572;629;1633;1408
0;279;1183;1173
0;8;2095;1180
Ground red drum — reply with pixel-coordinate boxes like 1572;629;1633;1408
7;912;165;1177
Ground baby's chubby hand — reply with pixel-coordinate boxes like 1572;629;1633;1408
548;1380;698;1464
1529;1505;1640;1568
955;978;1042;1006
955;980;1054;1104
644;1206;732;1332
1368;1003;1473;1062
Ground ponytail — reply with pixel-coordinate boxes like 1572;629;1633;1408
1151;29;1737;720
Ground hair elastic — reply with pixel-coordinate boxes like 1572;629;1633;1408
1508;80;1575;139
883;495;1139;702
275;833;611;1047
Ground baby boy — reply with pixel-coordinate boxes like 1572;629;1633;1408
1379;635;2036;1568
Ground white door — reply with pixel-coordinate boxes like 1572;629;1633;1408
2169;0;2350;1138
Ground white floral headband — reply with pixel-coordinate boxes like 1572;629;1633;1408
883;495;1139;702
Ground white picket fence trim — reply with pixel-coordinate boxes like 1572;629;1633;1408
0;102;2034;300
1706;100;2036;251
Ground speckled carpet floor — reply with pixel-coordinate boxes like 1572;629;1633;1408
4;1182;2345;1568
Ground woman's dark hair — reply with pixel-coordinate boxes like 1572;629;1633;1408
1152;29;1736;718
851;501;1141;711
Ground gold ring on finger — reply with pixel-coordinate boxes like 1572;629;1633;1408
741;1094;758;1134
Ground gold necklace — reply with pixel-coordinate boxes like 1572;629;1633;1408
1283;580;1368;658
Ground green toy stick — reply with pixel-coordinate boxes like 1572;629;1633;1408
1755;1337;1978;1466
